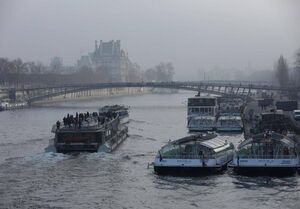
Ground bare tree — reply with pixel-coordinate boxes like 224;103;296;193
275;55;289;88
143;62;175;82
294;48;300;85
50;57;63;73
144;68;157;81
165;62;175;81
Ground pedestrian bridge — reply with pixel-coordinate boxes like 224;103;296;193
1;81;297;104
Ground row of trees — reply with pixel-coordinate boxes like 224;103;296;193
0;58;47;75
274;48;300;88
143;62;175;82
0;57;175;87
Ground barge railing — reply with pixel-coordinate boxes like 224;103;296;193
237;154;298;159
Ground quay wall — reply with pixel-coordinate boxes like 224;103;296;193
30;87;177;105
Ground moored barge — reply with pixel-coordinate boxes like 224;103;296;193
216;114;243;132
187;95;218;132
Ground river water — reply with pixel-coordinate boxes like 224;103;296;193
0;91;299;209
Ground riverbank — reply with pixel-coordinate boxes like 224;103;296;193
1;87;178;110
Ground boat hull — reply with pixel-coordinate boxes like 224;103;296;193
154;164;228;176
188;127;215;132
56;143;99;153
54;127;128;153
216;127;243;132
154;157;233;176
230;166;298;176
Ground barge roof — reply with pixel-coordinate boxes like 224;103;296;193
238;132;295;149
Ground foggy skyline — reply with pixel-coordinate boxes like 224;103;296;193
0;0;300;80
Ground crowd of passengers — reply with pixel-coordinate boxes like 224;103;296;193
56;111;118;129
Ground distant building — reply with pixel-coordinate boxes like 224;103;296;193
77;40;136;82
77;55;91;68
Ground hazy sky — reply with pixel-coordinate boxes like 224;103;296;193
0;0;299;80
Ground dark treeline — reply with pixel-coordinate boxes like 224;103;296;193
0;57;175;88
0;71;110;87
0;58;108;87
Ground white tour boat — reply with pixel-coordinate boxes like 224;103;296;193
188;116;216;131
154;133;234;175
187;95;218;131
228;131;300;176
216;114;243;132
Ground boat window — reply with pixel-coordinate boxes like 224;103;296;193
188;98;216;106
159;144;214;159
238;142;296;159
200;108;204;114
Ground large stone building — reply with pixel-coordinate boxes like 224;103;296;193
77;40;137;82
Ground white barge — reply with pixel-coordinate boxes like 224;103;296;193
154;133;234;175
216;114;243;132
228;131;300;176
187;95;218;132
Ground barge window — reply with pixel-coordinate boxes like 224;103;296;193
57;132;100;143
160;144;214;159
238;142;296;159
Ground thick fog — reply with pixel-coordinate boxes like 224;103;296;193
0;0;300;80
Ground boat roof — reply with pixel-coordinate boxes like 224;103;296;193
52;115;119;133
193;116;216;120
164;133;230;152
261;111;284;116
99;105;128;112
238;132;295;148
188;96;217;99
171;133;217;145
199;138;228;149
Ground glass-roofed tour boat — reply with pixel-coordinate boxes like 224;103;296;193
228;131;300;176
153;133;234;175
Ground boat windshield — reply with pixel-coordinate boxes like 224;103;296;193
237;133;297;159
159;143;214;159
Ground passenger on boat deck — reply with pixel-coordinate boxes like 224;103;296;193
78;119;82;129
56;120;60;129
